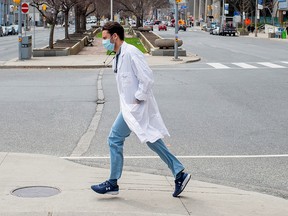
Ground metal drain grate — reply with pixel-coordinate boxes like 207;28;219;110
11;186;61;198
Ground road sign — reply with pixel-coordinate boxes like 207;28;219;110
21;2;29;14
181;6;187;9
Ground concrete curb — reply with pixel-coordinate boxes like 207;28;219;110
0;56;201;69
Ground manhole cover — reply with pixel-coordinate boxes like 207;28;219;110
11;186;61;198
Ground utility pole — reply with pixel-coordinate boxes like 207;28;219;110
174;0;180;60
15;0;23;60
220;0;225;33
255;0;258;37
110;0;113;21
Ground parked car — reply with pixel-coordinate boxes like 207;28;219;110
7;25;16;35
154;20;161;25
220;25;236;36
143;24;153;31
1;26;8;36
0;26;3;36
212;26;220;35
12;25;19;34
179;25;187;31
158;24;167;31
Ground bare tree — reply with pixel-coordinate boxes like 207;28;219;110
114;0;170;27
95;0;110;21
31;0;62;49
74;0;97;33
61;0;78;39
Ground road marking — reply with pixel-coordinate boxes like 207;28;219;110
257;62;285;68
281;61;288;64
232;63;257;69
70;69;104;157
207;63;230;69
61;154;288;160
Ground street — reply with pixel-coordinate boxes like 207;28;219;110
0;27;288;200
0;25;75;61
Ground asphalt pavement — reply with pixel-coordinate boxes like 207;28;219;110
1;33;288;215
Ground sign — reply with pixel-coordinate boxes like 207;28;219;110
278;1;288;9
224;3;229;14
21;2;29;14
258;0;263;9
181;5;187;9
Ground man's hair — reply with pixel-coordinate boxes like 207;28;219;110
102;22;124;40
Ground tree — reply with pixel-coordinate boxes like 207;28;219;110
114;0;170;27
74;0;97;33
61;0;78;39
94;0;110;21
31;0;62;49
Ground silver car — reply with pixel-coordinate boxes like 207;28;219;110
212;26;220;35
1;26;8;36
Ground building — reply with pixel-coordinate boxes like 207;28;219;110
183;0;288;26
0;0;17;26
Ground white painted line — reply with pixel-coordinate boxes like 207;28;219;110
70;69;105;157
281;61;288;64
257;62;285;68
232;63;257;69
61;154;288;160
207;63;230;69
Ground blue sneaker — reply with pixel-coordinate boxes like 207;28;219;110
173;173;191;197
91;180;119;195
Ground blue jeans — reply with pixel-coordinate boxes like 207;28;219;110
108;112;185;180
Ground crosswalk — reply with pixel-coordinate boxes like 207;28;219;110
207;61;288;69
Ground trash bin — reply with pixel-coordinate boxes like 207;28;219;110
268;33;275;38
282;30;287;39
21;35;32;59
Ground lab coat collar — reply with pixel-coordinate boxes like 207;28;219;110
117;42;128;70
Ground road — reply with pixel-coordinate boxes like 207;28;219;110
0;25;75;61
0;27;288;199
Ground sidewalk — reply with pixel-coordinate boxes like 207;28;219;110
0;37;200;69
0;152;288;216
244;31;288;42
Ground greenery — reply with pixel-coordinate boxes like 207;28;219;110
125;38;147;53
96;32;147;54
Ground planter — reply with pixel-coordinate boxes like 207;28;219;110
33;47;70;57
155;38;183;49
239;31;249;36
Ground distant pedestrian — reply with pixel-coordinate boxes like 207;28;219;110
251;25;255;33
247;25;251;32
91;21;191;197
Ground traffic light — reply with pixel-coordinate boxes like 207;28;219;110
13;0;21;5
176;0;182;3
42;4;47;11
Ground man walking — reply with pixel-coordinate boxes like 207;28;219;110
91;22;190;197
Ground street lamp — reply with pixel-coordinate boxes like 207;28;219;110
221;0;225;32
110;0;113;21
255;0;258;37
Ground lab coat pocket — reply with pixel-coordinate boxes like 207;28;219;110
120;73;131;87
129;103;145;121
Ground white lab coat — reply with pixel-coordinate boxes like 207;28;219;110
112;42;170;143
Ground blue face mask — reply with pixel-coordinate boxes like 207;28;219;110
102;38;115;51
